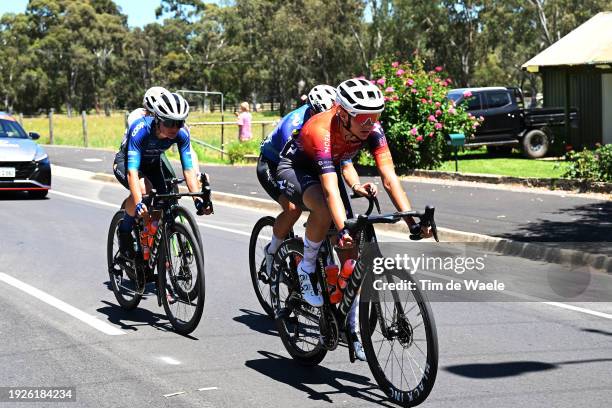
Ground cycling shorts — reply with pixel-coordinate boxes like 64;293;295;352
275;157;320;209
256;155;281;202
113;150;176;194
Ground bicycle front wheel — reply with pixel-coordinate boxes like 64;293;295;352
359;271;438;407
172;205;203;250
158;222;206;335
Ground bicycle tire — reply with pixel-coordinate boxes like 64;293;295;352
359;271;438;407
273;238;327;366
248;216;276;317
107;210;142;310
172;205;203;250
158;222;206;335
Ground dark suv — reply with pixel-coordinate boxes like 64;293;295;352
447;87;578;158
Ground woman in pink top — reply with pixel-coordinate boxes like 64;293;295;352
236;102;253;142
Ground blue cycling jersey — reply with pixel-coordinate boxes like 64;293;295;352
124;117;193;171
260;104;313;164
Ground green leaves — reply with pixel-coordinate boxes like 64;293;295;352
371;58;480;171
563;144;612;182
1;0;610;117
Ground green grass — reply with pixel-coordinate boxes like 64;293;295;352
21;111;280;163
440;147;570;178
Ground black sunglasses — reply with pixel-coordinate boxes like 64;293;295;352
161;118;184;128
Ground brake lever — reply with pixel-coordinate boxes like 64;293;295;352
408;206;438;241
373;196;381;214
199;173;214;214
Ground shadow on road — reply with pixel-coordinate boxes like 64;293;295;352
582;328;612;337
97;299;173;333
498;201;612;244
233;308;278;337
245;350;393;406
445;361;557;379
446;357;612;379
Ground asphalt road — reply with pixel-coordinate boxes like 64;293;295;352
0;173;611;407
42;145;612;246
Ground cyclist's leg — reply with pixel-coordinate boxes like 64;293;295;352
277;164;329;307
275;195;301;238
114;151;146;257
348;292;366;360
257;155;302;255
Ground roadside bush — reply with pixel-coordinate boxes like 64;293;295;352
369;59;482;171
563;144;612;182
226;139;261;164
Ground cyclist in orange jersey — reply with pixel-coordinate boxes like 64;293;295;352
276;78;431;360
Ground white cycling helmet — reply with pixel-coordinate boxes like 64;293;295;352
307;85;336;113
152;91;190;121
143;86;168;112
336;78;385;116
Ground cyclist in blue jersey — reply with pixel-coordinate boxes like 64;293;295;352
257;85;336;277
113;89;211;258
124;87;201;181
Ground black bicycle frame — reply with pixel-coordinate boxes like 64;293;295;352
318;167;415;335
312;167;379;329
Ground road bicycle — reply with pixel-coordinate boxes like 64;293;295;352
106;175;212;335
270;186;439;407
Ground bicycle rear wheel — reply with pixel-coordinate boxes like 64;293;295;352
158;222;206;335
359;271;438;407
107;210;142;310
272;238;327;366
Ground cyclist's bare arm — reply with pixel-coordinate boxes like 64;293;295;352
377;163;411;212
320;172;348;231
183;168;200;196
341;162;377;197
127;169;146;214
377;163;431;237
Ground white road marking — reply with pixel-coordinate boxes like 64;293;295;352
50;190;117;208
0;273;125;336
197;387;218;392
542;302;612;320
196;221;251;237
163;391;186;398
158;356;181;365
83;158;103;162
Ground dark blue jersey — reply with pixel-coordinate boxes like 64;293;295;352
260;104;313;164
124;117;193;171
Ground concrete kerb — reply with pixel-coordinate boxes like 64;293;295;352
408;169;612;194
86;169;611;273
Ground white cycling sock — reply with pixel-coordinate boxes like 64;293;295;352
349;293;360;334
302;237;322;273
268;234;282;254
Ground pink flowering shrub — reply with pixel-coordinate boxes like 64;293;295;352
368;58;480;170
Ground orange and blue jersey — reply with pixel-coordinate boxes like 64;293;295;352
260;104;314;164
280;106;393;175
